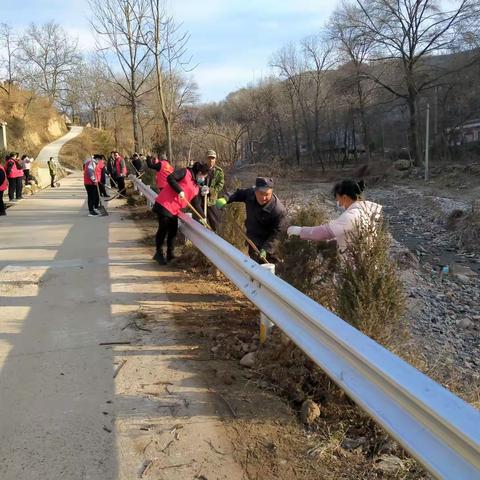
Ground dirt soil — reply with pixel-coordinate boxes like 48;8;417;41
130;203;430;480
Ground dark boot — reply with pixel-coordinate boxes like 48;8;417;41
166;248;175;262
153;250;166;265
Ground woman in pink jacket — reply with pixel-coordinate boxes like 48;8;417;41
287;180;382;256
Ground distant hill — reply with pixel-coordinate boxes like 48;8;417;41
0;85;68;157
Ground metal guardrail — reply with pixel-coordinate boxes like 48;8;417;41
129;175;480;479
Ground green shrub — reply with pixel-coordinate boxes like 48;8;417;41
336;217;405;345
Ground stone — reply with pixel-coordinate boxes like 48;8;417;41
374;454;405;474
300;399;321;425
393;159;411;171
239;352;256;368
456;318;473;329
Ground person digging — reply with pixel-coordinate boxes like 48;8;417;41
152;161;210;265
216;177;286;263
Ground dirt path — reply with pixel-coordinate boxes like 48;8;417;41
0;174;245;479
35;126;84;166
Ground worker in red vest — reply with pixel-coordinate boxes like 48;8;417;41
83;155;101;216
152;161;210;264
0;160;8;215
95;155;109;198
146;153;174;191
5;152;24;202
113;151;127;196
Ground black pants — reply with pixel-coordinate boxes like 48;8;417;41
116;176;126;196
155;213;178;252
0;190;5;214
85;184;100;212
99;182;107;197
23;170;31;184
8;177;23;200
50;174;56;187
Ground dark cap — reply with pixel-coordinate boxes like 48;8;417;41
255;177;274;191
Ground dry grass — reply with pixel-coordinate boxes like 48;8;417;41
448;208;480;253
58;127;114;169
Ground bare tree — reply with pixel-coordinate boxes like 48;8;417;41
90;0;153;151
16;22;81;103
139;0;194;162
329;4;374;162
352;0;479;164
0;23;18;95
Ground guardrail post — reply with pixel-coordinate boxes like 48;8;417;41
259;263;275;344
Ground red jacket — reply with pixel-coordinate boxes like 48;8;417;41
0;165;8;191
155;169;198;216
84;159;99;185
155;160;174;190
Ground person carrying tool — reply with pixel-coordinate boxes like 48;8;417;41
113;151;127;196
131;152;143;177
216;177;286;263
146;153;174;191
96;155;109;198
5;152;23;201
286;180;382;258
192;149;224;231
0;159;8;215
152;162;210;265
47;157;58;188
83;156;101;217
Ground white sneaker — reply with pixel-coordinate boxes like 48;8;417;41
88;211;99;217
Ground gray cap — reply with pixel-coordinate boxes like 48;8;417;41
255;177;274;191
206;149;217;158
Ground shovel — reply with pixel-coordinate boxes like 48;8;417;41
95;182;109;216
230;218;269;264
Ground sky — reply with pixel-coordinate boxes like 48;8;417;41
0;0;336;103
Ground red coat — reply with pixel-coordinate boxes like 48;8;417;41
0;165;8;191
155;169;198;216
115;156;126;177
83;160;99;185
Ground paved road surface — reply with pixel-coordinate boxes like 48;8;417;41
35;126;84;165
0;174;243;479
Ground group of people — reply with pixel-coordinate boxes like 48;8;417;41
0;152;60;216
147;149;382;266
83;151;128;216
81;146;382;265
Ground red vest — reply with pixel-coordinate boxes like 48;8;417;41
0;165;8;191
95;160;105;180
115;156;126;177
155;169;199;216
6;158;23;178
83;160;98;185
155;160;174;189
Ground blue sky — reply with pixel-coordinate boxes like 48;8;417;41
0;0;336;102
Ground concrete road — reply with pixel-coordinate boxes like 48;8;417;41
0;174;243;479
35;126;84;165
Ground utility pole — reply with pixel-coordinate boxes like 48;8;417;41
424;103;430;181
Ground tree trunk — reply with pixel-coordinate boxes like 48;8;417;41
131;96;141;152
355;69;371;163
407;91;420;166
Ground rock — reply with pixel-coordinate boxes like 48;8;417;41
451;263;478;278
341;436;367;451
300;399;321;425
456;318;473;329
393;159;411;171
374;454;405;474
239;352;256;368
211;345;220;353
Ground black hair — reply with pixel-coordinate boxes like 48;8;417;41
21;154;27;160
332;179;366;200
93;154;103;159
191;162;209;175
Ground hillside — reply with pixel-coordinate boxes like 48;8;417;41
58;127;114;170
0;86;67;157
